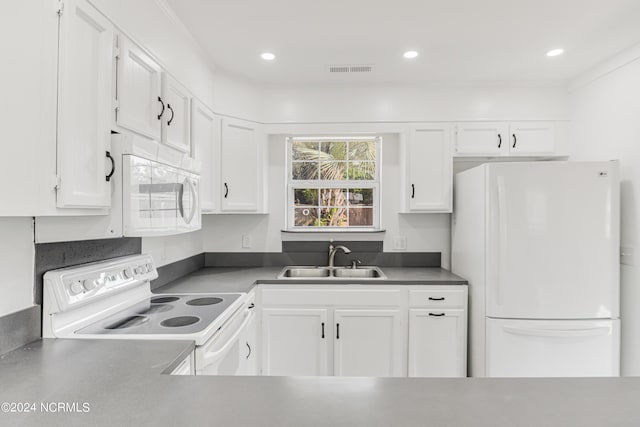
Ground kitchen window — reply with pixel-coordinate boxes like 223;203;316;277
286;137;381;230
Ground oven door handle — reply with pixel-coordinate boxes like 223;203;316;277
201;310;253;366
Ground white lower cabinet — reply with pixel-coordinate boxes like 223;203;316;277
261;308;329;376
334;309;403;377
259;285;467;378
408;309;466;377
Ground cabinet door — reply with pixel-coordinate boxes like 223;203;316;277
56;0;114;208
454;122;508;156
406;124;452;212
261;308;329;376
408;309;467;377
333;309;403;377
162;74;191;153
191;100;219;212
508;122;555;155
116;36;162;140
220;118;262;212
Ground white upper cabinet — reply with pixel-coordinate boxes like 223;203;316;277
454;121;557;157
162;74;192;154
333;309;403;377
405;124;452;212
191;99;220;212
221;118;264;212
508;121;555;155
454;122;508;157
115;35;163;140
56;0;114;208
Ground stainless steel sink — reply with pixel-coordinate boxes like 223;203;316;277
277;266;386;280
278;267;332;278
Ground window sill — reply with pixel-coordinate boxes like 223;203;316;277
281;229;386;233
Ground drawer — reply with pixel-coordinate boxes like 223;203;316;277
261;287;404;307
409;289;466;308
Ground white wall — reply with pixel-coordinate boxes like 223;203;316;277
261;84;569;123
569;44;640;376
0;218;34;317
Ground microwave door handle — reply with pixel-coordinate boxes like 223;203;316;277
177;181;185;219
185;179;198;225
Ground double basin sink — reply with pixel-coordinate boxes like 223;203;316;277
277;266;386;279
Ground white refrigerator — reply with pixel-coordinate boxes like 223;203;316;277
452;161;620;377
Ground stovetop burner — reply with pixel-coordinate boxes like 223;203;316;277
150;296;180;304
161;316;200;327
75;293;243;336
186;297;223;306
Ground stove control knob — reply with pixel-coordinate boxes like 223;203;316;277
122;268;133;279
69;281;84;295
134;266;144;275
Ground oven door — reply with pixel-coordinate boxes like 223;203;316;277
196;306;254;375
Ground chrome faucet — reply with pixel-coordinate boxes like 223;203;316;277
328;243;351;268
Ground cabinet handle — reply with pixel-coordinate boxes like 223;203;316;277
224;182;229;198
336;323;340;339
157;96;165;120
167;104;175;126
429;313;445;317
105;151;115;182
246;342;251;360
248;302;255;309
411;184;415;199
321;322;325;339
512;134;517;148
428;297;445;301
498;133;502;148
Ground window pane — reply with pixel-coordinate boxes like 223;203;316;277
294;189;318;206
294;208;319;227
320;141;347;160
348;189;374;206
292;162;318;180
348;208;374;226
292;141;319;161
320;188;347;207
320;207;347;227
348;141;376;161
320;161;347;180
348;161;375;180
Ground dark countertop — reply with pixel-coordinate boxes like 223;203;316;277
1;339;640;426
156;266;467;294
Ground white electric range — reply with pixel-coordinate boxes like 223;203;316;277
43;254;256;375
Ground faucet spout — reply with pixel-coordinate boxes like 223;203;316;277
328;244;352;268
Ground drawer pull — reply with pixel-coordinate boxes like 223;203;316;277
428;297;445;301
429;313;445;317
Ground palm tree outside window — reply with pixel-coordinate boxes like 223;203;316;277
287;137;381;230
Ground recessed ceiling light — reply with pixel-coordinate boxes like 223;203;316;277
261;52;276;61
546;48;564;57
403;50;419;59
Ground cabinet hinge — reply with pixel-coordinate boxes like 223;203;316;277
113;46;120;60
114;99;120;114
56;0;64;16
54;175;61;190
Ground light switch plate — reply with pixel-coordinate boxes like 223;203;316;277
242;234;252;249
392;236;407;251
621;246;635;266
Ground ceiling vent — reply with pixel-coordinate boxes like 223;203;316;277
328;64;373;74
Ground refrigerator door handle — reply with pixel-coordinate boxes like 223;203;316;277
496;176;508;306
503;326;610;338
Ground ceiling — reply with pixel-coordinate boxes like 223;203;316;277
166;0;640;85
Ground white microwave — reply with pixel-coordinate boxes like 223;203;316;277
122;154;201;236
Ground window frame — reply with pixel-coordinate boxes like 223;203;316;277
285;136;382;231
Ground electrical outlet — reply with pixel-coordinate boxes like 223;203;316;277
242;234;252;249
392;236;407;251
621;246;635;266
